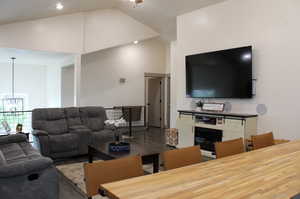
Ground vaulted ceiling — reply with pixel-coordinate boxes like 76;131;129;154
0;0;226;41
0;48;73;65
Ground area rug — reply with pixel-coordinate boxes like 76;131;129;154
57;162;154;199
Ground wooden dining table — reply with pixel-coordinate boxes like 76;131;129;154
100;140;300;199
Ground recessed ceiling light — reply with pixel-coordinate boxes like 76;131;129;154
129;0;144;7
130;0;144;3
56;2;64;10
133;40;139;44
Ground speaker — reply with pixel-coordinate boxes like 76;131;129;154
223;102;232;112
256;104;268;115
190;100;197;110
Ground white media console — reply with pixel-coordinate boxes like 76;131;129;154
176;110;258;158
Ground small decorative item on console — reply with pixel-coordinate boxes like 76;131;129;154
201;103;225;112
196;100;204;108
1;121;11;133
16;123;23;133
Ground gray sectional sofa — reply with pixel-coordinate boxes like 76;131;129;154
32;106;114;159
0;134;58;199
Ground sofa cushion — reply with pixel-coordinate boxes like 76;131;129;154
49;134;79;153
85;118;105;131
69;126;91;134
65;107;82;127
46;108;65;120
32;108;68;135
44;119;68;135
0;143;26;162
0;150;6;166
80;107;107;131
0;134;27;145
69;125;88;130
0;139;41;165
91;129;114;144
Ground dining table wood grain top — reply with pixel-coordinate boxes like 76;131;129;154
101;140;300;199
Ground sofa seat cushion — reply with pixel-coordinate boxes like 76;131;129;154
65;107;82;126
49;134;79;153
19;142;41;157
44;119;68;135
80;107;107;131
69;126;91;137
84;118;105;131
0;142;41;164
0;143;26;162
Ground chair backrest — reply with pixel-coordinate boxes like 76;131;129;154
80;107;107;131
163;146;202;171
32;108;68;135
215;138;245;159
84;155;144;198
252;132;274;150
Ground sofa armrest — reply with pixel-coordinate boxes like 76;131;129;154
32;130;50;157
0;157;53;178
0;134;27;145
32;130;49;136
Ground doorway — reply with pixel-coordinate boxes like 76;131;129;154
145;73;170;129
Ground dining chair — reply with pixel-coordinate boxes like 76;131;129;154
251;132;275;150
215;138;245;159
291;193;300;199
163;146;202;170
84;155;144;199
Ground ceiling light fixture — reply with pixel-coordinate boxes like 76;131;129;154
2;57;24;113
56;2;64;10
133;40;139;44
130;0;144;8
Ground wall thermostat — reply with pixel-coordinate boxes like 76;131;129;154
119;78;126;84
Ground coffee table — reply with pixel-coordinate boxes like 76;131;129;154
88;130;172;173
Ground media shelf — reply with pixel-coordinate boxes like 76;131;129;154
176;110;258;158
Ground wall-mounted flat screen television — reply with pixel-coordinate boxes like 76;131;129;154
186;46;253;99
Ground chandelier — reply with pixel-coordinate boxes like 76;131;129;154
2;57;24;114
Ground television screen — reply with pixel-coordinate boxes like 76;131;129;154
186;46;253;98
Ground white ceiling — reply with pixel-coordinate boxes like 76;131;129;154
0;48;73;66
0;0;226;41
117;0;227;40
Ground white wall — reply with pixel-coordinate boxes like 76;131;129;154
84;9;159;53
61;65;75;107
170;41;178;128
0;62;62;110
80;38;167;107
172;0;300;140
0;62;47;110
0;13;84;53
165;43;171;74
46;65;61;107
0;9;159;54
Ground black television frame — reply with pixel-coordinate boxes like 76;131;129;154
185;46;253;99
